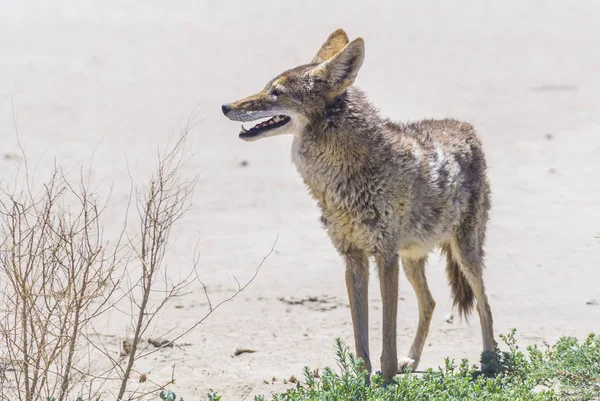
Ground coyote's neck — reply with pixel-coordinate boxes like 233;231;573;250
293;91;372;169
291;88;382;212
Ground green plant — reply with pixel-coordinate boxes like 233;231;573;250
159;389;178;401
206;390;221;401
205;332;600;401
530;333;600;400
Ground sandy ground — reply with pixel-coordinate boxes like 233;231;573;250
1;1;600;399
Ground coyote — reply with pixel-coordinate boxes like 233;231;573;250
222;29;494;381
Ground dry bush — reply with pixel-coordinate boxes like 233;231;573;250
114;134;197;399
0;130;274;400
0;166;124;400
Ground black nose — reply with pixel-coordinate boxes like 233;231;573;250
221;104;231;115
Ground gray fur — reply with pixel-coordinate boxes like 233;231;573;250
292;88;494;378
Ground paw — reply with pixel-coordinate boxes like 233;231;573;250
398;357;418;373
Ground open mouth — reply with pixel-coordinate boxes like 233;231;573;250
239;115;291;139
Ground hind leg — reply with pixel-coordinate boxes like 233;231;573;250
450;235;495;352
398;256;436;372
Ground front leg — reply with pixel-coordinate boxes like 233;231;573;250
344;248;371;374
376;252;399;382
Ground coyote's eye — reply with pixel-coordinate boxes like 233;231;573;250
271;88;283;97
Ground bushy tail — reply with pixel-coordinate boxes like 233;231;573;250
443;247;475;319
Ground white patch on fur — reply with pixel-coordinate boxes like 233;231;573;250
286;111;309;136
429;144;446;183
399;242;433;260
409;139;424;170
449;236;464;267
399;356;417;371
291;132;310;178
303;74;315;91
436;145;445;163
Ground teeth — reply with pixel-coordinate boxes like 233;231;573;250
239;116;287;134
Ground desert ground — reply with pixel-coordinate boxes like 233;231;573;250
1;1;599;399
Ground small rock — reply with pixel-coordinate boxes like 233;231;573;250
233;347;257;356
3;153;21;161
548;168;557;174
240;160;249;167
288;375;297;383
148;337;173;348
530;84;578;93
586;299;599;306
139;373;147;383
445;313;454;324
545;133;554;140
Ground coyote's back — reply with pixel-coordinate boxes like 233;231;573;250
222;28;494;381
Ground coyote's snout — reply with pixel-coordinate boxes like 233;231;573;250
223;29;495;381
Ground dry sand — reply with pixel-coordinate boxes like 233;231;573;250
1;1;599;399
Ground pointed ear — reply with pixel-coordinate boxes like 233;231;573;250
311;29;349;64
312;38;365;94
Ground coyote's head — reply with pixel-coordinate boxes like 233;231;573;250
222;29;365;141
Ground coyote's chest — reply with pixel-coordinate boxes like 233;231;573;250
292;136;384;253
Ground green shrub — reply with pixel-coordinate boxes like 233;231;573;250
205;332;600;401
